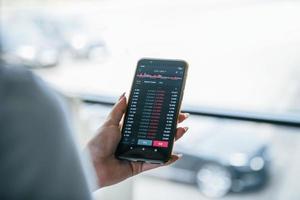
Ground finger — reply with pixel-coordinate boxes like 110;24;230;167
106;94;127;126
118;92;126;100
165;154;183;165
140;154;183;172
174;127;189;141
178;113;189;123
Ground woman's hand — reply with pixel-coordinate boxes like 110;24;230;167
87;93;189;188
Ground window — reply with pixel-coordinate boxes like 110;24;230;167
2;0;300;199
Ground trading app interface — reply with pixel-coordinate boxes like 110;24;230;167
121;61;185;151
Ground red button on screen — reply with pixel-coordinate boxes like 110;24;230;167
153;140;169;148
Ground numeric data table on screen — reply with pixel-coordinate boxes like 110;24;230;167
121;63;185;150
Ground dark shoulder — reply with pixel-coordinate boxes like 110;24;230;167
0;63;58;100
0;64;38;96
0;64;92;199
0;63;35;83
0;63;66;121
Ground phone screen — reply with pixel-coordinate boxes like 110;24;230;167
116;58;188;163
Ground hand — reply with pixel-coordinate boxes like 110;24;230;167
87;93;189;188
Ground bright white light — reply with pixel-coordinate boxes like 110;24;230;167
230;153;248;167
197;164;232;198
16;45;36;60
250;157;265;171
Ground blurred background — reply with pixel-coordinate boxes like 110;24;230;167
1;0;300;199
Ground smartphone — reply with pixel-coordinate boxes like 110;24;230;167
115;58;188;163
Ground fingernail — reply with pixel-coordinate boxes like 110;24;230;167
119;92;126;100
176;154;183;159
184;113;190;118
184;127;189;132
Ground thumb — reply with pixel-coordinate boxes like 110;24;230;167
106;93;127;126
